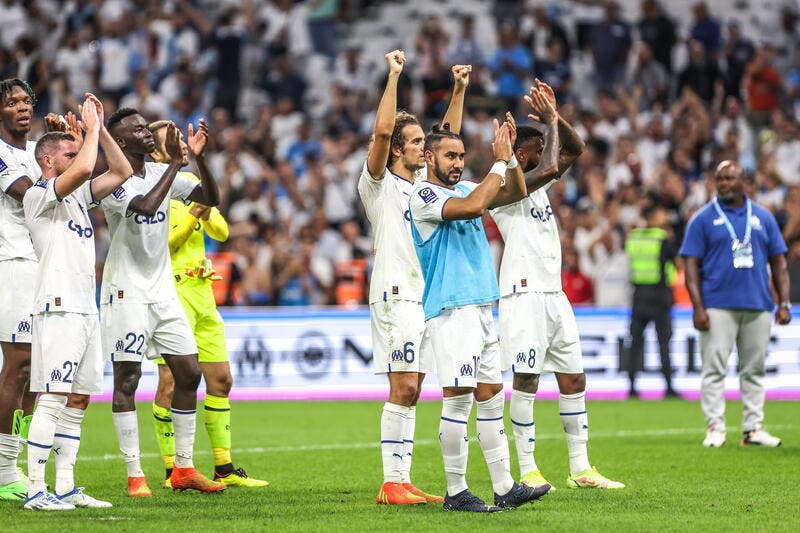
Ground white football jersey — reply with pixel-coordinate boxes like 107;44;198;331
24;178;98;314
0;139;40;262
490;183;562;295
100;162;198;304
357;161;424;304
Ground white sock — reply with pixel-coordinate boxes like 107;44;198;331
560;392;591;474
53;407;85;495
112;411;144;477
0;433;21;485
27;394;67;495
440;393;473;496
477;391;514;495
172;408;196;468
380;402;408;483
510;389;538;476
400;406;416;484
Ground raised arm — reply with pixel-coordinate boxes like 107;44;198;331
83;93;134;200
522;87;560;193
53;98;100;199
202;207;229;242
535;79;585;175
488;112;528;208
185;119;220;207
442;118;517;219
367;50;405;179
128;123;183;217
441;64;471;134
169;203;209;254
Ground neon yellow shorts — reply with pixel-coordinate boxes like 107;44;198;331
155;276;228;365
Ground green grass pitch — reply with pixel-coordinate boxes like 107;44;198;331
8;398;799;532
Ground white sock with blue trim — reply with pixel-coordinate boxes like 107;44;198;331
53;406;84;495
440;393;473;496
381;402;408;483
510;389;538;476
172;408;196;468
112;411;144;477
400;406;416;484
477;391;513;495
560;392;590;474
27;394;67;495
0;433;21;485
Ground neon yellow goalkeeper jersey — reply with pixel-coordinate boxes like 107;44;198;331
168;172;229;275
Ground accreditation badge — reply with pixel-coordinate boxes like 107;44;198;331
732;238;754;269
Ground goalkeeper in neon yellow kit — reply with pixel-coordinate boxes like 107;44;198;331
148;120;267;488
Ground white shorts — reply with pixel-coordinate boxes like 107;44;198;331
499;291;583;374
426;304;502;388
101;299;197;362
370;300;433;374
0;259;36;343
30;312;103;395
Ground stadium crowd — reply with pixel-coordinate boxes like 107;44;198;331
6;0;800;306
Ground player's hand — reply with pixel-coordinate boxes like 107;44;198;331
775;306;791;325
187;118;209;157
80;97;100;133
505;111;517;148
452;64;472;90
534;78;557;110
164;122;183;161
524;87;557;126
196;258;223;281
189;202;211;219
44;113;67;132
693;307;710;331
84;92;105;126
491;118;512;164
385;50;405;74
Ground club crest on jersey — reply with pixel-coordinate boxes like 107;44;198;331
112;186;126;200
0;157;6;174
418;187;437;204
34;178;47;189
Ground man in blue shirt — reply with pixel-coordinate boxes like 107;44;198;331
680;160;791;448
409;112;550;512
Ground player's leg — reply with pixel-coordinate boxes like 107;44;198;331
52;318;111;508
499;292;549;488
24;313;76;510
736;310;780;446
371;300;431;504
700;308;738;447
152;362;176;485
153;299;225;493
475;305;549;509
0;342;31;499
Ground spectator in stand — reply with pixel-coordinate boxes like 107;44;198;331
562;246;594;305
449;14;487;95
721;21;755;99
307;0;340;60
637;0;677;73
262;52;308;113
628;42;669;109
689;1;722;58
678;40;722;104
489;21;533;111
415;14;451;120
521;4;571;65
119;71;169;121
536;38;572;105
743;44;783;127
589;1;631;93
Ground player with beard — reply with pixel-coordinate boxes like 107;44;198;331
101;109;224;496
408;115;547;512
489;82;624;490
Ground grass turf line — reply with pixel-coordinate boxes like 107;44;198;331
6;399;799;532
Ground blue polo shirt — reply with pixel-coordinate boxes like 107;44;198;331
679;197;787;311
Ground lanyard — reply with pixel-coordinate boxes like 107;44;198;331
713;196;751;243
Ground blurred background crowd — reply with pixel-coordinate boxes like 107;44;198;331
5;0;800;307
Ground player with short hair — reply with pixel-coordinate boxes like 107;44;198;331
359;50;470;505
0;78;43;501
102;108;224;496
147;119;267;489
489;81;624;490
409;115;547;512
21;94;133;510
